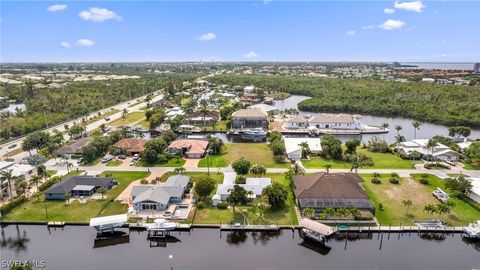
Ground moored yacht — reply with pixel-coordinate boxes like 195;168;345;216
463;220;480;239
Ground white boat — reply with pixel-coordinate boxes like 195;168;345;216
463;220;480;239
240;128;267;141
146;219;179;232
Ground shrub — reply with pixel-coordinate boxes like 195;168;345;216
371;178;381;184
38;176;62;192
157;154;169;164
235;175;246;184
419;178;429;185
274;155;285;163
389;178;400;184
104;172;113;177
216;202;228;209
0;195;27;215
196;200;208;209
378;203;384;211
232;158;251;175
140;179;149;184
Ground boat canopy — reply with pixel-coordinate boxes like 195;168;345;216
89;214;128;227
300;218;336;236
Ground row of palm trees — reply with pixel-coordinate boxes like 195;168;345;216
380;120;423;141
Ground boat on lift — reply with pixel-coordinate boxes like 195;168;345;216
146;219;179;232
463;220;480;239
240;128;267;141
299;218;336;244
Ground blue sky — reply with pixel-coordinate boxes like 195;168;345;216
1;1;479;62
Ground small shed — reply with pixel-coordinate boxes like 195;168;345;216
212;194;221;207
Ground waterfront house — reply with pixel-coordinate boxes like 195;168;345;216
114;138;147;156
293;173;375;214
131;175;189;211
44;175;116;200
248;103;278;115
283;137;322;161
185;111;219;126
285;114;361;130
231;108;268;129
166;107;185;118
398;139;459;162
468;177;480;203
214;178;272;201
167;139;209;158
54;138;90;157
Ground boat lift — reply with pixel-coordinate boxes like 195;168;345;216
89;214;128;234
299;218;337;243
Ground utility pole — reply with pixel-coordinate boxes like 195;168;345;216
43;111;49;128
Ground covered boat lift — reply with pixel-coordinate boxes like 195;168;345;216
300;218;336;243
89;214;128;234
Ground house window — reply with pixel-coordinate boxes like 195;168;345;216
142;203;157;210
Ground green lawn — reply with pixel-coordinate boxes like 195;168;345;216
109;112;145;127
224;143;289;168
128;100;143;108
302;148;420;169
3;171;150;222
193;173;297;225
47;170;58;177
463;162;480;170
136;157;186;167
359;173;480;226
136;119;150;128
106;160;123;167
198;154;228;168
203;120;229;131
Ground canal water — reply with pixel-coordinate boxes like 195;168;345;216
274;95;480;144
1;225;479;270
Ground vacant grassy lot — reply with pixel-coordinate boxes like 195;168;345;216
463;162;480;170
302;148;420;169
136;157;186;167
198;154;228;168
193;173;297;225
360;173;480;226
3;171;150;222
109;112;145;127
224;143;289;168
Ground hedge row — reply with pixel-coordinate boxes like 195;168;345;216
0;195;27;215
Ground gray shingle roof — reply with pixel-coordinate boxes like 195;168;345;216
165;175;190;187
44;175;114;195
131;185;184;205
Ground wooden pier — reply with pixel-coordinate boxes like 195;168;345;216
220;224;280;231
336;225;464;233
47;221;65;227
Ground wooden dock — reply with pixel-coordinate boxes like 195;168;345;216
47;221;65;227
220;224;280;231
336;225;464;233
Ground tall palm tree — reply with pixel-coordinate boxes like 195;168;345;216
402;199;412;215
381;122;389;140
324;163;332;173
299;141;310;159
412;121;422;139
0;169;14;198
395;125;402;156
426;138;437;164
122;108;128;121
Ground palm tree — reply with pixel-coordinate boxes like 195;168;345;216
395;125;402;156
402;199;412;215
299;141;310;159
423;204;437;219
66;162;73;173
174;166;186;174
15;179;27;196
324;163;332;173
122;108;128;121
426;138;437;164
97;187;107;199
412;121;422;139
302;207;315;217
0;169;15;198
292;163;305;175
381;122;389;140
30;175;42;191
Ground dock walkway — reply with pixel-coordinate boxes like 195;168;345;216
336;226;464;233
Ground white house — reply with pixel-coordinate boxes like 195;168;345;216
243;85;255;93
166;107;185;118
469;177;480;203
283;137;322;161
398;139;459;162
214;178;272;201
248;103;278;114
285;114;361;130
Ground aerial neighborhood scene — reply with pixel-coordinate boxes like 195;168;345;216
1;1;480;270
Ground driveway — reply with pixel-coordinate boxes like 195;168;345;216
184;158;200;168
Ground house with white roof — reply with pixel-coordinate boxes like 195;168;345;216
285;114;361;130
166;107;185;118
248;103;278;114
398;139;459;162
243;85;255;92
214;177;272;201
283;137;322;161
468;177;480;203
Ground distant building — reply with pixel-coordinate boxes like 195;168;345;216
243;85;255;92
248;104;278;114
293;173;375;214
469;177;480;203
54;138;90;157
421;78;435;83
231;108;268;129
474;63;480;75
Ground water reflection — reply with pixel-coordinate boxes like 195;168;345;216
226;231;248;245
93;231;130;249
298;239;332;256
147;235;181;248
0;225;30;254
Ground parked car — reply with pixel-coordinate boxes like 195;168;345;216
133;154;140;160
8;144;17;149
101;155;114;163
129;160;136;166
104;117;111;121
118;154;127;160
432;188;450;203
444;159;457;166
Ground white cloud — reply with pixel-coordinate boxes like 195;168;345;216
76;39;95;47
197;32;217;41
59;41;71;48
394;0;425;13
79;7;122;22
362;25;375;30
379;19;406;30
263;0;273;4
244;51;258;59
346;30;356;36
47;4;67;12
384;8;395;14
